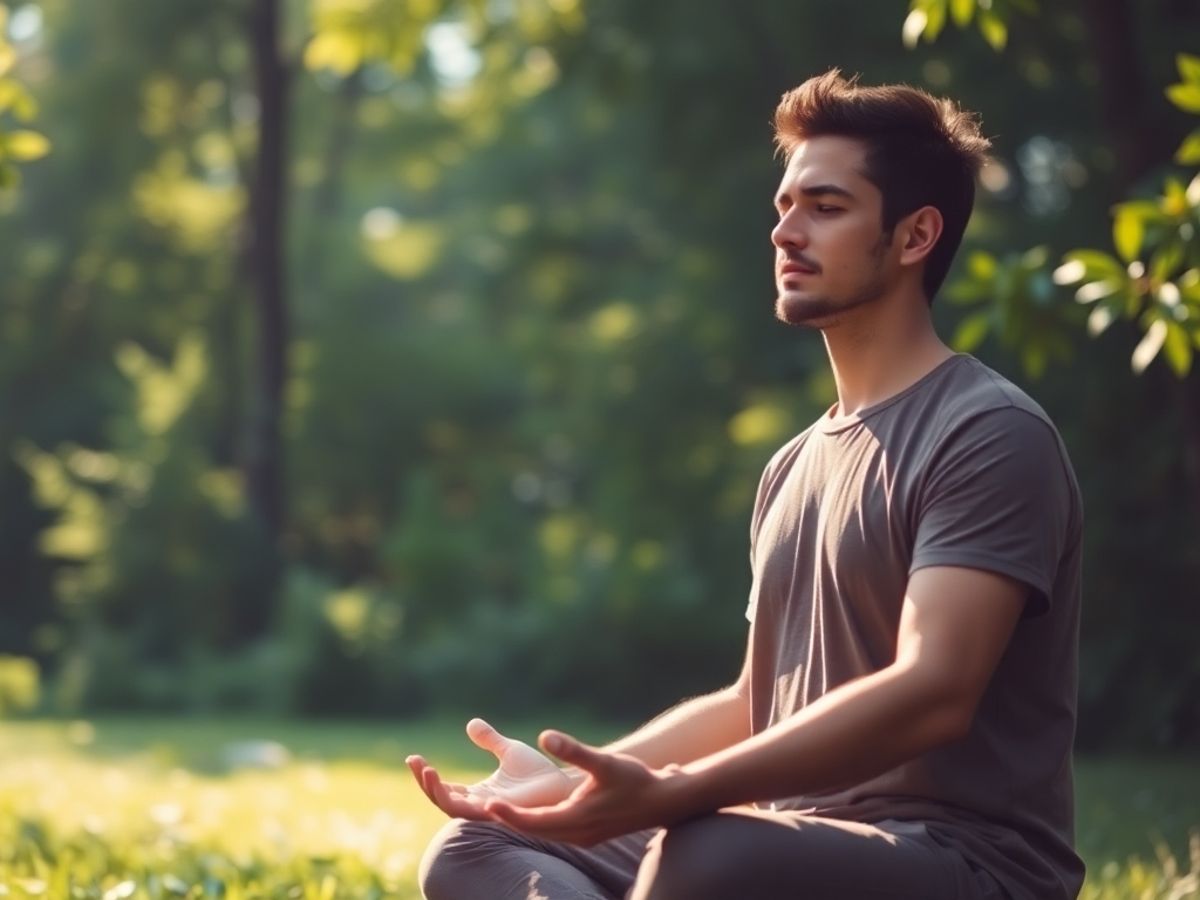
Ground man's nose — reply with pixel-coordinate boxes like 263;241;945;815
771;208;807;250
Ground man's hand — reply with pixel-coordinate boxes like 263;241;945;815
406;718;577;821
483;729;697;846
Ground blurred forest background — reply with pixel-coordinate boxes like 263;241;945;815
1;0;1198;751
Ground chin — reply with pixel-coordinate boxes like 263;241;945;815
776;292;836;327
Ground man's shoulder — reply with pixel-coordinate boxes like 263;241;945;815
926;355;1061;441
928;357;1082;515
761;422;817;479
939;354;1046;415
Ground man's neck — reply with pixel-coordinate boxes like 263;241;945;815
821;299;955;418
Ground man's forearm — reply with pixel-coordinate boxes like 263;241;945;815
677;661;966;811
600;684;752;770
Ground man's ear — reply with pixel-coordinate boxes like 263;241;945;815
897;206;944;267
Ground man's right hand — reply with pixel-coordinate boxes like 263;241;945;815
406;718;578;821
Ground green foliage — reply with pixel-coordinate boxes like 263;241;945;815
945;247;1079;379
919;29;1200;381
15;334;275;711
0;2;49;190
902;0;1037;51
0;656;39;716
1079;837;1200;900
1048;64;1200;377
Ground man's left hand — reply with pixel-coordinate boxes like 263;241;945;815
482;730;698;846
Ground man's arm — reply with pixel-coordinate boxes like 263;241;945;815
484;565;1027;844
681;565;1024;807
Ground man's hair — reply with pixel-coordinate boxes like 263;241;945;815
773;69;991;303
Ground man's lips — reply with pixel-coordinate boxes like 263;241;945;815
780;263;818;276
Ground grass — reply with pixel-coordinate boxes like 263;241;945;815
0;718;1196;899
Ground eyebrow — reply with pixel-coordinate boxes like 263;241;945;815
775;183;857;207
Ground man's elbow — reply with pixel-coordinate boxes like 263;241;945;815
900;667;981;749
922;688;980;747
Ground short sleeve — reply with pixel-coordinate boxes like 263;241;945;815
745;461;773;624
910;407;1075;617
744;440;794;624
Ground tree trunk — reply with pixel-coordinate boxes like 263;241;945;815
1080;0;1175;191
243;0;290;640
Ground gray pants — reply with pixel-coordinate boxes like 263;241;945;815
418;807;1007;899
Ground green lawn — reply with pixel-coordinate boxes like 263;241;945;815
0;718;1196;898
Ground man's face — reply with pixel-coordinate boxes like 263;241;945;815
771;135;896;328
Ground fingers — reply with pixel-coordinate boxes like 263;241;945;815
405;755;490;821
431;773;493;821
466;717;512;757
405;755;438;806
538;730;615;779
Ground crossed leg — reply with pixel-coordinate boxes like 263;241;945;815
419;808;1003;900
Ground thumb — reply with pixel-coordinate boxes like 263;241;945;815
466;718;514;758
539;730;615;778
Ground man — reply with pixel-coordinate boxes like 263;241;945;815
407;69;1084;900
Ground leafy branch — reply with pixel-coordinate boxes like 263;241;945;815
0;3;50;191
904;0;1199;378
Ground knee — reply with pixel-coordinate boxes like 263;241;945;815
418;818;513;900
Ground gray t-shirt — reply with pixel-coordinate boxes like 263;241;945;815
746;353;1084;900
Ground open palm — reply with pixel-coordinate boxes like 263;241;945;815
407;718;576;820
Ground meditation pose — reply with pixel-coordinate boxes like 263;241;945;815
407;69;1084;900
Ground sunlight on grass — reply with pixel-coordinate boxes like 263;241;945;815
0;719;492;899
0;720;1197;899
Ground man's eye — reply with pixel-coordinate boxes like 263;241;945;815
816;205;842;214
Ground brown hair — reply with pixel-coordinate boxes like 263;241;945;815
773;69;991;303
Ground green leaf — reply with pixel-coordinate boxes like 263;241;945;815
902;8;928;49
1075;279;1123;305
1131;318;1168;374
1178;53;1200;85
1162;320;1193;377
1180;267;1200;303
1113;206;1144;262
1150;242;1185;283
3;130;50;161
1177;129;1200;165
978;9;1007;51
1062;249;1125;282
951;311;991;352
0;162;19;190
1166;83;1200;114
924;0;947;41
1118;199;1164;219
1087;300;1118;336
1163;177;1189;217
0;44;14;78
950;0;975;28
